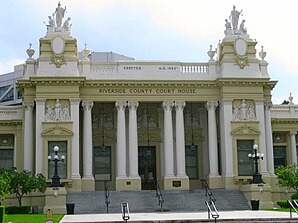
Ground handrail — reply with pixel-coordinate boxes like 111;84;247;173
155;183;164;211
205;200;219;223
288;200;298;218
200;179;216;203
104;181;110;213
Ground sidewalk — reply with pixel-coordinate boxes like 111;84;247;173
60;210;297;222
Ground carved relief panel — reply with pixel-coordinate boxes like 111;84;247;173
232;99;256;121
45;99;71;122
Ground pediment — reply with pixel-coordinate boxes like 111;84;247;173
42;126;73;136
231;125;260;135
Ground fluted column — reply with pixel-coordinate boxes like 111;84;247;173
35;99;45;174
264;102;275;176
128;101;139;178
175;100;187;177
162;100;175;177
23;101;34;172
116;101;127;178
82;101;94;179
70;99;81;180
290;131;297;164
206;101;219;176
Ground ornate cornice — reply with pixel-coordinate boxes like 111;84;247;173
17;76;86;87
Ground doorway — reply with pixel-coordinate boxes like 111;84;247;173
138;146;156;190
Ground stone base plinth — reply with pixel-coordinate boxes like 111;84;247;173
116;177;142;190
43;187;67;214
82;178;95;192
162;176;189;190
67;178;82;192
207;175;223;189
240;183;273;209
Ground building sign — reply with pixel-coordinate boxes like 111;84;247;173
98;88;197;95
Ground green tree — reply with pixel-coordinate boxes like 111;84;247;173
275;164;298;194
0;169;12;202
9;170;46;206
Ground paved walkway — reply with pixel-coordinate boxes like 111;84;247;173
60;210;297;222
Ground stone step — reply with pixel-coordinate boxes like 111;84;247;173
66;189;250;214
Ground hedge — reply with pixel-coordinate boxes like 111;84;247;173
277;199;298;208
0;206;5;223
5;206;31;214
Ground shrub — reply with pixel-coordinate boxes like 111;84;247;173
277;199;298;208
0;206;5;223
277;200;290;208
291;193;298;200
5;206;31;214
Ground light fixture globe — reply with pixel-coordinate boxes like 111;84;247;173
253;144;258;150
54;146;59;152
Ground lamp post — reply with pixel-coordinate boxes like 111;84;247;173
248;144;264;184
48;145;65;187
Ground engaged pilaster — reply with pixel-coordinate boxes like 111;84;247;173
264;102;275;176
35;99;45;174
290;131;297;164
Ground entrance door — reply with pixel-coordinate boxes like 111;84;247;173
138;146;156;190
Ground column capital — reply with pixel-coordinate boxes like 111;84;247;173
128;101;139;110
82;101;93;111
174;100;186;111
290;131;297;136
35;99;45;105
115;101;127;111
206;101;218;110
162;100;174;111
264;100;272;109
23;101;34;111
70;98;81;105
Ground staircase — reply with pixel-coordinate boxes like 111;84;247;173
66;189;250;214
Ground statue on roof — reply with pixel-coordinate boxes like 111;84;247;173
53;2;67;29
230;5;242;31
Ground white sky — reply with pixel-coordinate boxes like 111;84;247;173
0;0;297;104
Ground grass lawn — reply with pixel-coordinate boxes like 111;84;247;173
5;214;64;223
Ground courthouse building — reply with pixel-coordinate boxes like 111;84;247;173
1;3;298;206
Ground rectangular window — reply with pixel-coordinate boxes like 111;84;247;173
237;140;254;176
185;145;198;179
94;146;111;181
0;149;13;169
48;141;67;179
274;146;286;168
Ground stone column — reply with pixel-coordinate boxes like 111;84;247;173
128;101;140;178
206;101;219;177
290;131;297;164
116;101;128;190
70;99;81;191
23;101;34;172
174;100;187;177
82;101;94;191
127;101;141;190
35;99;45;174
255;100;268;175
264;102;275;176
162;101;175;178
174;100;189;190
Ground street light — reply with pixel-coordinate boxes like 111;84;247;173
248;144;265;184
48;145;65;187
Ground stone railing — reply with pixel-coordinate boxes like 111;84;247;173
0;106;23;120
271;104;298;118
180;63;209;74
